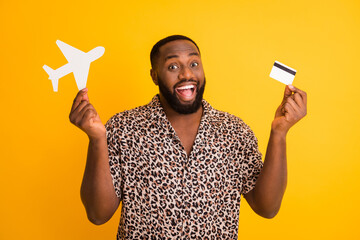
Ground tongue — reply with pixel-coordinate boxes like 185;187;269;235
177;89;193;97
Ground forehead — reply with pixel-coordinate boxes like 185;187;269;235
159;40;199;57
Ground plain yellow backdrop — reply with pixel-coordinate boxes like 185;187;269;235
1;0;359;239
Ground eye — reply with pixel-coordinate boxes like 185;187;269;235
191;62;199;67
168;64;179;70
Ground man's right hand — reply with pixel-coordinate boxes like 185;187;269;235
69;88;106;140
70;89;119;225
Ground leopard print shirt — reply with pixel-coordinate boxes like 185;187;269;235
105;95;263;239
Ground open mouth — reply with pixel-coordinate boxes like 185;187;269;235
175;84;196;99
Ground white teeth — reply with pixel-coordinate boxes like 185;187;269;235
177;85;195;90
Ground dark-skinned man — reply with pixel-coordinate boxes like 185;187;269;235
69;35;307;239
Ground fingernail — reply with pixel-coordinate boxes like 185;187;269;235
288;85;295;90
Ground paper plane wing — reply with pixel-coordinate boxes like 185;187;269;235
56;40;86;63
73;63;90;90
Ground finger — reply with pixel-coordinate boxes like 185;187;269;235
71;88;88;113
82;108;97;123
293;92;305;108
71;88;88;114
78;108;97;127
283;103;296;121
82;90;89;102
74;100;89;115
282;85;293;101
78;103;96;117
70;101;89;123
289;85;307;105
286;97;301;112
73;106;90;126
281;101;295;115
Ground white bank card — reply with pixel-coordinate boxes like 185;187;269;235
269;61;297;85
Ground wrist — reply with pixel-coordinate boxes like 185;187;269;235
271;118;290;138
270;128;287;140
88;130;107;143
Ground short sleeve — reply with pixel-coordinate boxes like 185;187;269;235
240;124;263;195
105;115;123;199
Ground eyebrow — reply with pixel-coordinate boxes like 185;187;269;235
164;52;199;61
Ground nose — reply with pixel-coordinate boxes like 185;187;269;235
178;66;195;80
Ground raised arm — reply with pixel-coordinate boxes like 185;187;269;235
69;88;120;225
244;85;307;218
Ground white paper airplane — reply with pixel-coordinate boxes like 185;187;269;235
43;40;105;92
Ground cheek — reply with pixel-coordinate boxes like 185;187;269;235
194;68;205;79
162;73;178;85
193;65;204;74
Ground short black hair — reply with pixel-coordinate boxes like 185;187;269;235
150;35;200;69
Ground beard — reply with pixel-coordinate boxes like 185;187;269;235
157;76;206;114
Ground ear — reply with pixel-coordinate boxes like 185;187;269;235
150;69;158;85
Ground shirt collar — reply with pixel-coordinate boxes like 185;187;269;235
147;95;224;156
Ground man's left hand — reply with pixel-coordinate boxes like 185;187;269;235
271;85;307;135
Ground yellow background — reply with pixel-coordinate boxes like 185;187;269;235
1;0;359;239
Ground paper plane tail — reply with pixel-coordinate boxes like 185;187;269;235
43;65;59;92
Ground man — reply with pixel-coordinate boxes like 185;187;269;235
69;35;307;239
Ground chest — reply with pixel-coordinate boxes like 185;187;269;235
172;124;199;157
120;126;242;183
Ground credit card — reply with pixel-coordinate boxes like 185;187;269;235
270;61;297;85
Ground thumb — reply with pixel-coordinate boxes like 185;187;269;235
81;88;89;102
282;85;294;101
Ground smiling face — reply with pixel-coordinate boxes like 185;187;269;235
151;40;206;114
